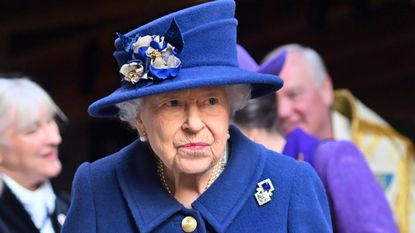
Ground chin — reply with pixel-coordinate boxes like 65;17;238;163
44;162;62;178
177;158;213;175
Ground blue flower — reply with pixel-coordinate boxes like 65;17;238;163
117;21;183;85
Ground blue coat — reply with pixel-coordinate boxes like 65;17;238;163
62;126;332;232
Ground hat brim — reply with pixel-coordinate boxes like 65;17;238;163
88;66;283;117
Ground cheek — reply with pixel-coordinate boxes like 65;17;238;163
4;149;34;171
208;114;229;154
294;92;318;113
147;116;181;142
299;95;324;121
144;117;181;162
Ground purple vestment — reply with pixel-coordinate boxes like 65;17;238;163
283;128;398;233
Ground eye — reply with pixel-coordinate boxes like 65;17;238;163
165;99;180;107
206;97;218;105
24;124;39;135
286;90;301;100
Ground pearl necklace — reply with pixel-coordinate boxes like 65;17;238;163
157;145;228;196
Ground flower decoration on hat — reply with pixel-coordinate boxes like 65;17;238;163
118;19;184;85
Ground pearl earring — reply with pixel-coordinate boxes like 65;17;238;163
139;135;147;142
227;132;230;140
139;132;148;142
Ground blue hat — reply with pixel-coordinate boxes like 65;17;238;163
88;0;283;118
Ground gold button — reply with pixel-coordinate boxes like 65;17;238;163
181;216;197;232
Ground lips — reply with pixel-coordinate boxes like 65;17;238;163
181;142;209;151
41;150;59;160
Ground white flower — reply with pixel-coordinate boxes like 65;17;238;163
146;46;160;58
132;35;152;53
152;56;167;69
152;35;165;48
166;55;181;68
120;62;145;84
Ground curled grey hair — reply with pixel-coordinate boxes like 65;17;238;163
263;43;329;87
116;84;251;129
0;77;67;146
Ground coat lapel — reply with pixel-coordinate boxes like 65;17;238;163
115;141;183;233
193;125;267;232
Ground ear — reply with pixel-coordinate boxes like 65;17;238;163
321;75;334;107
134;116;146;135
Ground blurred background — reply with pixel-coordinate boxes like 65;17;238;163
0;0;414;192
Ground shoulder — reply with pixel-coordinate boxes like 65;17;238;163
86;139;143;174
258;149;332;231
313;140;367;174
263;146;313;176
283;127;320;164
315;140;360;161
261;146;322;193
70;139;146;194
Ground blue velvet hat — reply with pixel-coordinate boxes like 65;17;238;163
88;0;283;118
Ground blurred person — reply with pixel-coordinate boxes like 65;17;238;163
232;90;285;153
62;1;333;232
235;44;398;233
0;77;70;233
263;43;414;233
0;180;11;233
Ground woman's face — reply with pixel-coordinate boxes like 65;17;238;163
0;108;62;190
137;86;230;175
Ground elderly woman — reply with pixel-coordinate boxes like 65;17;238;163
235;44;398;233
62;1;332;232
0;77;70;233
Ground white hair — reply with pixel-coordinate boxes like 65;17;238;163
263;43;329;87
0;77;66;146
116;84;251;129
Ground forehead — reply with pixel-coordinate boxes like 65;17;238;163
6;104;53;131
147;86;227;100
280;54;315;90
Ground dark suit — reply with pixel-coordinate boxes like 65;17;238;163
0;182;70;233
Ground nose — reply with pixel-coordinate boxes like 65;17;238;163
182;104;204;133
44;121;62;146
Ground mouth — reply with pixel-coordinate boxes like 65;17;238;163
180;142;209;151
41;150;59;160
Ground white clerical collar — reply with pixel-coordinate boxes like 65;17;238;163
1;173;56;233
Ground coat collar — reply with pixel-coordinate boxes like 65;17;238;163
116;125;267;233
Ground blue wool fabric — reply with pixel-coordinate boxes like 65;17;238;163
88;0;283;117
62;126;332;233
